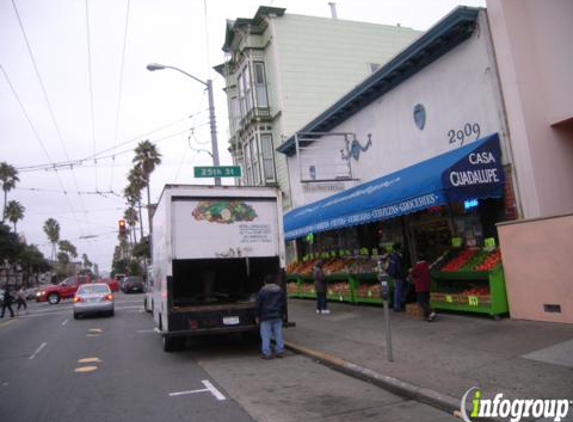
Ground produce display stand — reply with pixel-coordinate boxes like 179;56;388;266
430;265;508;318
286;272;394;307
352;273;389;306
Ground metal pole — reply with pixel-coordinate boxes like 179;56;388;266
378;259;394;362
206;79;221;186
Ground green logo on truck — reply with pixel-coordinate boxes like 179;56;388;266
192;201;257;224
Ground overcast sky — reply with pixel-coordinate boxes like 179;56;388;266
0;0;485;274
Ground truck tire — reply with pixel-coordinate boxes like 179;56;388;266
48;293;60;305
163;336;183;352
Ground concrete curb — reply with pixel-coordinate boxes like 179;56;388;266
284;340;464;418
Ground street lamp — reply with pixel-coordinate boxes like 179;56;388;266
147;63;221;185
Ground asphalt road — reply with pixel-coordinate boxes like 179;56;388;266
0;295;254;422
0;294;456;422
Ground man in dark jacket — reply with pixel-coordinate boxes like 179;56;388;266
255;274;285;359
387;243;407;311
1;285;15;318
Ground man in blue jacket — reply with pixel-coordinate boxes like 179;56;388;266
255;274;285;359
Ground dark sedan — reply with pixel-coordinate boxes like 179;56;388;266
121;276;144;294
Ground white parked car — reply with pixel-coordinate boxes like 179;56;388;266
73;283;114;319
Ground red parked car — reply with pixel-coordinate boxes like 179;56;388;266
36;276;91;304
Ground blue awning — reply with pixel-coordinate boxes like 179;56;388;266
284;133;504;240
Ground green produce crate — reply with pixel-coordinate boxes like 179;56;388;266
431;265;508;318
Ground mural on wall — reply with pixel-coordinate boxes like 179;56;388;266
340;133;372;161
413;104;426;130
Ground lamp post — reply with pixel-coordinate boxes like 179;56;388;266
147;63;221;185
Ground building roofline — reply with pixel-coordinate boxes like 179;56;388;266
277;6;481;156
222;6;286;52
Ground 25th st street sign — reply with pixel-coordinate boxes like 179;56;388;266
194;166;242;178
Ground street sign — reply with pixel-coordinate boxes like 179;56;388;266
194;166;241;178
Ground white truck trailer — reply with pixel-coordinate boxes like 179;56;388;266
151;185;288;351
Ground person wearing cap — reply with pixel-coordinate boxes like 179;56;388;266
313;260;330;314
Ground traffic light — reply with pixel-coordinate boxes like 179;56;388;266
118;219;127;235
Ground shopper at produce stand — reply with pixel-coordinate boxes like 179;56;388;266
387;243;407;311
408;254;437;322
314;260;330;314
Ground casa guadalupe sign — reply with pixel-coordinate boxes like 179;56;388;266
442;135;504;198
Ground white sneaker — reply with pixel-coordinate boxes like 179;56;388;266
321;309;331;314
316;310;321;314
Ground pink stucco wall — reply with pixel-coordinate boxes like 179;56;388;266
497;214;573;324
486;0;573;219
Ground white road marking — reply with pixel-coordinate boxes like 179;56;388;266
169;380;226;401
137;329;157;333
29;342;47;360
61;318;69;326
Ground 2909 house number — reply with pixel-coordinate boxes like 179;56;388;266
448;123;481;146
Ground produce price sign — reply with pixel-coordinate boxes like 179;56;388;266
468;296;479;306
446;295;453;303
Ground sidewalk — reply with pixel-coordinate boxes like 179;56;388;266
283;298;573;417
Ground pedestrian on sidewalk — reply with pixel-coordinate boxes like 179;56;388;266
387;243;407;311
313;260;330;314
255;274;286;359
1;285;15;318
408;253;436;322
16;285;27;316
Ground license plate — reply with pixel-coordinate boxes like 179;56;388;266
223;316;240;326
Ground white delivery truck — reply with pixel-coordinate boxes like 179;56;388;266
151;185;289;351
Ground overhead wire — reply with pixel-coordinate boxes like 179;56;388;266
10;0;88;232
15;115;206;173
109;0;132;190
85;0;97;191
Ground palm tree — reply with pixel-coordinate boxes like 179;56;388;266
124;206;138;245
58;240;78;260
43;218;60;261
125;168;145;239
5;200;25;233
0;162;20;223
132;140;161;234
81;253;92;269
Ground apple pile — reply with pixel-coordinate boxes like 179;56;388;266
475;249;502;271
441;249;478;271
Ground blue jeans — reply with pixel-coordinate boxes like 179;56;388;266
259;318;284;357
393;278;405;310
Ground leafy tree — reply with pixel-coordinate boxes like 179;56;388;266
0;223;22;267
43;218;60;261
132;140;161;234
19;244;49;286
0;162;19;223
133;236;150;261
5;200;25;233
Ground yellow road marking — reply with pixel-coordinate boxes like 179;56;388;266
78;357;102;363
74;366;98;373
0;319;16;328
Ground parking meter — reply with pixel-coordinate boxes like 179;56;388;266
377;257;393;362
